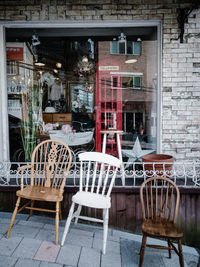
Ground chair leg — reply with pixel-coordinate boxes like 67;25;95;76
75;205;82;224
59;202;62;220
168;239;171;258
55;201;59;245
103;208;109;255
178;239;184;267
30;200;35;216
61;202;75;246
7;197;21;238
139;234;147;267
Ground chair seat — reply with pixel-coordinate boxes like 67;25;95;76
17;185;63;202
142;218;183;239
72;191;111;209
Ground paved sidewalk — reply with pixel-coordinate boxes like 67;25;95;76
0;212;198;267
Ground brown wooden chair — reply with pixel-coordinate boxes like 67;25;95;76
7;139;72;244
139;176;184;267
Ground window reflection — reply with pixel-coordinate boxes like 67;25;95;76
6;27;158;162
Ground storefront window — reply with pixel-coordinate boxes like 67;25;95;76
6;26;158;162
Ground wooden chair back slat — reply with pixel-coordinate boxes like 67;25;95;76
150;181;153;218
160;179;164;219
145;184;149;219
30;140;72;190
53;147;68;188
155;180;158;218
78;152;121;197
164;181;169;218
168;186;174;221
39;147;43;186
140;176;180;223
51;145;64;187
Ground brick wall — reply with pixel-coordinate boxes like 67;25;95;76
0;0;199;160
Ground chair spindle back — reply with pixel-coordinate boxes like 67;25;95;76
140;176;180;223
79;152;121;197
31;140;72;190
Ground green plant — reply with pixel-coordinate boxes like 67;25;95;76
21;84;42;161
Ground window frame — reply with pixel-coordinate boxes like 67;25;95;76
110;40;141;55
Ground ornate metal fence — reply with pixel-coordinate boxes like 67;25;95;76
0;160;200;187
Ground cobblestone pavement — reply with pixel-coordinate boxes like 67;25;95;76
0;212;198;267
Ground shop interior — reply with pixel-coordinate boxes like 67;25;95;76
6;26;158;162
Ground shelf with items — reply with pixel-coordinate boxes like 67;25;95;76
42;113;72;125
8;93;28;121
7;42;33;122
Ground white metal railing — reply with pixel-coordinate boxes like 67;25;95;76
0;160;200;187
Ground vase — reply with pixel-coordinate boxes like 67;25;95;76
142;154;174;177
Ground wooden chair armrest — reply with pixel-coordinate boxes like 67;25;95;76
17;165;33;190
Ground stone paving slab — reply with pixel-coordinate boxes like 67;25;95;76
93;237;120;254
94;231;120;242
64;231;93;248
39;262;63;267
28;215;55;224
9;224;40;238
70;227;94;237
56;243;81;266
0;236;22;256
0;255;18;267
14;258;40;267
0;223;14;235
0;212;29;221
101;252;122;267
18;220;45;229
12;237;42;259
35;229;63;243
78;247;100;267
34;241;60;262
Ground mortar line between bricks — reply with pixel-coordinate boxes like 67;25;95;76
77;246;83;267
119;237;122;267
10;236;24;257
54;243;61;263
91;231;95;249
33;240;43;261
100;250;102;267
13;257;20;267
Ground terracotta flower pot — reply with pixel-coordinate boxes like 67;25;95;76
142;154;174;176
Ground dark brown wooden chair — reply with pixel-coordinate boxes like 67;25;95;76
7;139;72;244
139;176;184;267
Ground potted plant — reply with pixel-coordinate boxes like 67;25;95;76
142;154;174;177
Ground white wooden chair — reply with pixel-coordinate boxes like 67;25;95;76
61;151;121;254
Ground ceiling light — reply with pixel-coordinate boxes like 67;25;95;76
82;56;88;63
125;59;137;64
56;62;62;68
35;61;45;67
32;34;40;46
118;32;126;43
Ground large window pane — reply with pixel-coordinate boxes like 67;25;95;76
6;26;158;162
